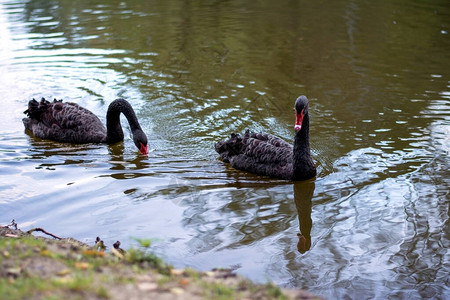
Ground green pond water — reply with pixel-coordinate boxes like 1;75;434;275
0;0;449;298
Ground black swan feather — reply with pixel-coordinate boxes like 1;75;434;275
215;95;316;181
23;98;148;154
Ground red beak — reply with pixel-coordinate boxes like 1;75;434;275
140;143;149;155
295;109;304;132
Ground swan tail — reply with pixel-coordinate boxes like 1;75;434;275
215;132;245;162
24;98;43;119
22;98;51;132
23;98;63;121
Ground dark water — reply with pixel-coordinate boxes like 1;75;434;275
1;0;449;298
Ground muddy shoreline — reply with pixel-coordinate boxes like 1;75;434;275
0;224;321;299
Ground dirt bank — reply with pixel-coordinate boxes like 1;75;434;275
0;224;321;300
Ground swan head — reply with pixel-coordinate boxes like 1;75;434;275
133;129;149;155
294;95;309;132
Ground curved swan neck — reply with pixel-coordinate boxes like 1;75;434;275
293;113;310;154
292;113;315;180
105;98;142;144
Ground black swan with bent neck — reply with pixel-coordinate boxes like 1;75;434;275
23;98;148;155
215;95;316;181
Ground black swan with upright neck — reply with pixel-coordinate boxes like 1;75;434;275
215;95;316;181
23;98;148;155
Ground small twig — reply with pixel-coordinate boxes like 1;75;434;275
27;228;62;240
1;219;18;229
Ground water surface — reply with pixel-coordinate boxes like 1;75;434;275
0;1;449;298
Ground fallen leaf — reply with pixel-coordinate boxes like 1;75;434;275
5;234;19;238
53;277;74;284
170;269;184;276
6;268;21;277
40;249;52;256
170;287;184;295
111;247;124;259
57;269;71;276
137;282;158;291
83;250;105;257
205;271;215;277
74;262;91;270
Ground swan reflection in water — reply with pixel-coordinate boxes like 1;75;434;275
23;135;150;175
293;180;315;253
107;142;151;173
